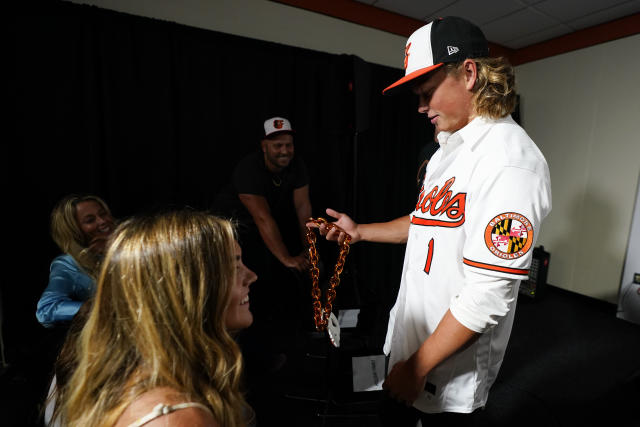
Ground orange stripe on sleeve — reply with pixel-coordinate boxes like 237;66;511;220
463;258;529;276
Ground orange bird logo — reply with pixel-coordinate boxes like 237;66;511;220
404;42;411;70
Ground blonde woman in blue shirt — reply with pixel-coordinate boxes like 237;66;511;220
36;194;115;327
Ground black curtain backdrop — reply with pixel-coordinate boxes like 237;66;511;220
8;0;434;384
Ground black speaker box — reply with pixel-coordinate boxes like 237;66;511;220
520;245;550;299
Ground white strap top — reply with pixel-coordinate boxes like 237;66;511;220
127;402;212;427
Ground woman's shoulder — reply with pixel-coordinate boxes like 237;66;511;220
51;254;77;267
49;255;93;286
50;254;87;276
114;387;217;427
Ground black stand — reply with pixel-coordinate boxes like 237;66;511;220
283;328;382;426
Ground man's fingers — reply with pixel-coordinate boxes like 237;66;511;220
309;223;327;236
325;208;341;220
325;227;340;241
307;214;350;244
339;232;350;245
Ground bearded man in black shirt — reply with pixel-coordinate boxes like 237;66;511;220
214;116;313;325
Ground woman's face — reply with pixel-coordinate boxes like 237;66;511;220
225;242;257;331
75;200;114;252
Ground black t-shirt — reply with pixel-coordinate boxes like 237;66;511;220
213;151;309;249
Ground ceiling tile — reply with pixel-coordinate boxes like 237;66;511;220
567;0;640;30
372;0;455;21
506;24;573;48
533;0;634;23
347;0;639;49
481;7;559;45
424;0;525;25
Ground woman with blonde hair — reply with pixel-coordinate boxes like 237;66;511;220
36;194;115;327
54;210;256;426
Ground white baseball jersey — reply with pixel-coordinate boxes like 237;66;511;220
383;115;551;413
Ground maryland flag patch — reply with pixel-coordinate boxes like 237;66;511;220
484;212;533;260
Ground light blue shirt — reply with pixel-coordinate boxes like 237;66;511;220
36;254;95;328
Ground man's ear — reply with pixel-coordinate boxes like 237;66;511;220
462;59;478;91
260;139;267;153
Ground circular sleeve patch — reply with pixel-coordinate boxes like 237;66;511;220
484;212;533;259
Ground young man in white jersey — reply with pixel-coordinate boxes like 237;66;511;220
310;16;551;425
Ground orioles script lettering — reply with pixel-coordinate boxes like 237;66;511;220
412;177;466;227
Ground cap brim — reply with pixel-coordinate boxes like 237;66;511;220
382;63;444;96
264;129;295;139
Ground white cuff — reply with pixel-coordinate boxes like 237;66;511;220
449;270;518;333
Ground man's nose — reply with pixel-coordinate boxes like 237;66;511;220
418;99;429;114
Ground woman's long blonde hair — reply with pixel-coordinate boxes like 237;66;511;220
50;194;112;278
445;56;517;119
57;210;249;426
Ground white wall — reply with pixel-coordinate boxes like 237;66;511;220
516;34;640;303
67;0;405;69
617;178;640;324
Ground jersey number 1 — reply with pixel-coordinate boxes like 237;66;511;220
424;238;434;274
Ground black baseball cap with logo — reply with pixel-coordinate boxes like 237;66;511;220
383;16;489;95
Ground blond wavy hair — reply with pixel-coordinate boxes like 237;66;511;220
56;211;250;427
445;56;517;119
50;194;112;278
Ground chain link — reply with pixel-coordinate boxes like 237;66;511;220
306;217;351;331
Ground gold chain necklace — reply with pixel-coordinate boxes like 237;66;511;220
306;217;351;332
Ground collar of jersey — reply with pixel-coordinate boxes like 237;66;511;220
438;116;496;152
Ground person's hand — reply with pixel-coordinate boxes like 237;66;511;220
88;235;110;254
382;358;426;406
283;253;310;272
306;208;360;245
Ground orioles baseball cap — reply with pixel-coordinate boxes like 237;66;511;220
264;117;294;138
383;16;489;95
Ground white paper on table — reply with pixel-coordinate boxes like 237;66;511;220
352;355;386;392
338;309;360;328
